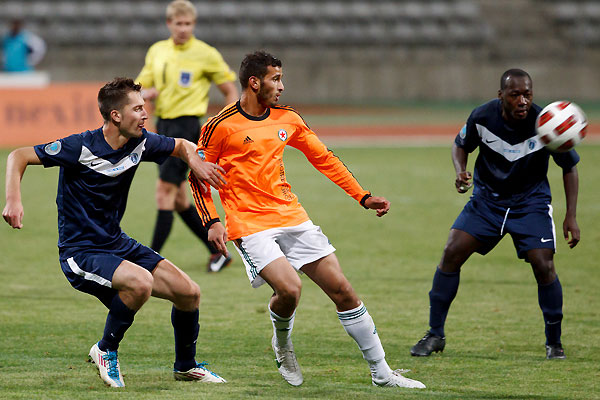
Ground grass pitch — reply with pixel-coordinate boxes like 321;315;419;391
1;144;599;399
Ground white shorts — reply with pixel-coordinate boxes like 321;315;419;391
233;220;336;288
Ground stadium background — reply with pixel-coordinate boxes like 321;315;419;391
2;2;600;398
1;0;599;146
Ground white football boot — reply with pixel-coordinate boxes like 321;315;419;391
272;335;303;386
174;362;227;383
372;369;426;389
88;342;125;387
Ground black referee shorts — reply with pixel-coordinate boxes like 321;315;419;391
156;116;202;185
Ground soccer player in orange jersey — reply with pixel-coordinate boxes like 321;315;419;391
189;51;425;389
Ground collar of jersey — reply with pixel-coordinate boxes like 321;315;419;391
169;36;194;51
236;101;271;121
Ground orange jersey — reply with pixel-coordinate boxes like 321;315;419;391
189;101;370;240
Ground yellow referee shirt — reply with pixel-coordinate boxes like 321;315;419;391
136;37;236;119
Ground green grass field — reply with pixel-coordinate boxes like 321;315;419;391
1;144;599;399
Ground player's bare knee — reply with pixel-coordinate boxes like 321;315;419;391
532;260;556;284
183;281;201;309
129;269;154;300
168;275;201;310
439;254;461;273
276;281;302;307
329;280;353;301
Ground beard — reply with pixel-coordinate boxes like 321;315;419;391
257;86;277;108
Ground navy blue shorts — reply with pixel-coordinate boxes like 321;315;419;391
452;195;556;260
156;116;201;185
59;235;164;308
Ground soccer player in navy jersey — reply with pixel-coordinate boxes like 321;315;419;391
3;78;228;387
410;69;580;360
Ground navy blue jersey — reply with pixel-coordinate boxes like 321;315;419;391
34;128;175;250
455;99;579;205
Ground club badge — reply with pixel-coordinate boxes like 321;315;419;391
278;129;287;141
44;141;62;155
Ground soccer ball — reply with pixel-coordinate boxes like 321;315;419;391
535;101;587;152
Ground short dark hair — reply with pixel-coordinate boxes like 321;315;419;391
239;51;282;89
97;78;142;121
500;69;531;90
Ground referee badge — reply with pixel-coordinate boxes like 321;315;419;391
278;129;288;141
179;71;192;88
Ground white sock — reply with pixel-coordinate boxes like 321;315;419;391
337;302;392;380
269;306;295;349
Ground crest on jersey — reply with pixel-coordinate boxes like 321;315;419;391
459;124;467;139
278;129;288;141
44;140;62;155
528;139;536;150
179;71;192;87
197;149;206;161
129;153;140;164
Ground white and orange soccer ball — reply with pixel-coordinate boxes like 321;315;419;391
535;101;587;152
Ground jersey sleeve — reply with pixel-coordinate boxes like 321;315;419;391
551;148;580;171
141;130;175;163
33;134;82;168
135;46;155;89
288;118;370;204
454;114;480;153
189;119;224;227
204;47;236;86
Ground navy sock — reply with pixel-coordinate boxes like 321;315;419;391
538;277;563;345
178;206;217;254
98;295;136;352
151;210;174;252
172;307;199;371
428;267;460;337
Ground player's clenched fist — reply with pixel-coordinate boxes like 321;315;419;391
364;196;390;217
3;202;24;229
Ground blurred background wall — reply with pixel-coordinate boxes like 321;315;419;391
1;0;599;104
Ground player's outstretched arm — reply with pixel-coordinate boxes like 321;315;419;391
171;138;227;192
3;147;42;229
364;195;391;217
207;222;229;257
562;166;580;248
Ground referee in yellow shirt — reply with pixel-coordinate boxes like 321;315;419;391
136;0;238;272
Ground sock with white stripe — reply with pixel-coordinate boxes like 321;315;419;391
172;307;200;372
269;306;295;349
337;302;391;380
98;294;136;352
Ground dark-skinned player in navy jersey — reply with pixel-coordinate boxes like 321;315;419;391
3;78;229;387
410;69;580;360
